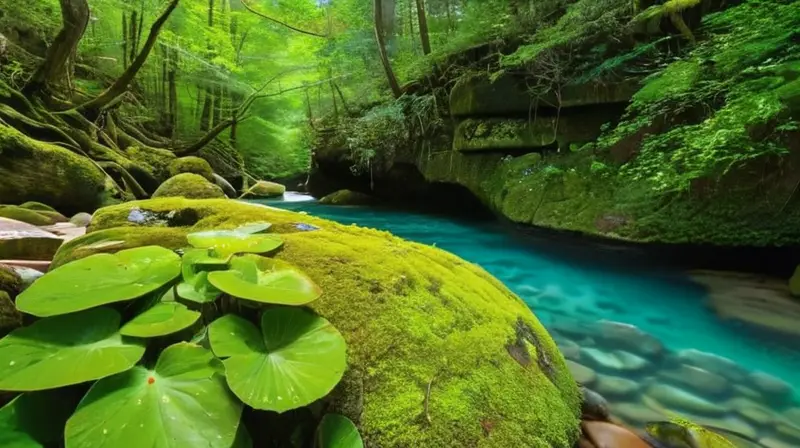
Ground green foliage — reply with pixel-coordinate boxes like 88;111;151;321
341;101;408;174
316;413;364;448
0;219;359;446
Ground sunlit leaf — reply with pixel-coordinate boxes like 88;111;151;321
316;414;363;448
120;302;201;338
208;255;321;305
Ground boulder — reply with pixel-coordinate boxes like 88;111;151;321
241;180;286;199
673;349;748;382
612;402;665;427
168;156;215;182
581;421;651;448
0;264;22;296
212;173;237;198
580;387;609;420
748;372;793;403
0;205;65;225
594;375;639;398
659;364;729;396
596;321;663;359
580;348;651;373
52;198;583;447
69;212;93;227
645;384;726;416
567;360;597;386
152;173;227;200
727;397;777;426
0;217;63;261
319;189;375;206
0;123;117;215
0;291;22;337
18;201;56;212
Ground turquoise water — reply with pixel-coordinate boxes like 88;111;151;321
265;195;800;405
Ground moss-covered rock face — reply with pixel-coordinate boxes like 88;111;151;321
242;180;286;198
0;205;56;226
168;156;215;182
0;124;117;215
152;173;227;200
18;201;56;213
0;264;22;298
319;190;374;206
61;198;582;447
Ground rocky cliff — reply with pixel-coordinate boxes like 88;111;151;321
310;0;800;246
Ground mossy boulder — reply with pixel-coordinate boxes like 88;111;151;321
18;201;56;213
0;206;56;226
0;264;22;297
152;173;227;200
0;124;117;215
0;291;22;337
58;198;582;447
168;156;216;182
319;190;375;206
52;227;189;267
242;180;286;198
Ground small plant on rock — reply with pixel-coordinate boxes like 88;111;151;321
0;223;362;448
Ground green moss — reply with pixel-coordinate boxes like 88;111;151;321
69;198;582;447
123;145;176;184
319;190;375;206
0;265;22;298
19;201;56;212
169;156;215;182
242;180;286;198
633;61;701;104
52;227;189;268
0;124;115;215
0;290;22;338
0;205;56;225
152;173;227;200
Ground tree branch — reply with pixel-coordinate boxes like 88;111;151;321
240;0;328;38
75;0;180;115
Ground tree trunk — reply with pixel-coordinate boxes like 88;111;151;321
26;0;90;94
416;0;431;55
374;0;402;98
122;13;129;68
167;50;178;137
200;87;212;131
129;10;139;64
76;0;180;115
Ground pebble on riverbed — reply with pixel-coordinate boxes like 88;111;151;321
555;320;800;447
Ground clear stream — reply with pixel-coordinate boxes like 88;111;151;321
264;194;800;411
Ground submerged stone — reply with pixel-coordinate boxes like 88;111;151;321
580;386;609;420
659;364;729;396
594;375;640;398
748;372;793;403
645;384;726;416
673;349;748;383
54;198;583;447
567;360;597;386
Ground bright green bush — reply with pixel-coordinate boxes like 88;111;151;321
0;224;363;447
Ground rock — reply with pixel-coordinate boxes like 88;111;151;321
212;173;237;198
691;270;800;337
594;375;639;398
319;189;375;206
732;384;766;401
580;348;651;373
0;217;63;261
568;360;597;386
0;123;118;215
581;421;651;448
612;402;665;426
0;264;22;296
168;156;215;182
241;180;286;199
52;227;189;268
673;349;748;382
18;201;56;212
0;205;56;226
645;384;726;416
70;212;93;227
790;265;800;297
8;266;43;290
749;372;793;403
40;223;87;243
659;364;729;396
775;421;800;443
0;260;50;273
784;408;800;423
759;437;796;448
580;387;609;420
454;114;609;152
51;198;583;447
597;320;664;359
727;397;777;426
152;173;227;200
556;338;581;360
0;291;22;337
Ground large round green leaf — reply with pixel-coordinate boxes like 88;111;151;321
207;255;322;305
16;246;181;317
187;230;283;257
0;308;145;391
316;414;363;448
208;308;347;412
120;302;201;338
0;389;82;447
65;342;242;448
234;222;272;234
